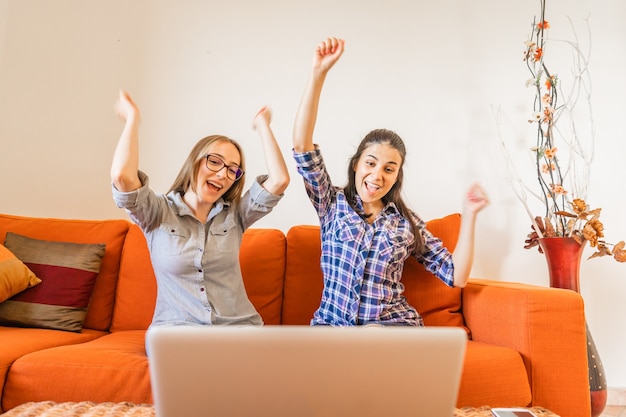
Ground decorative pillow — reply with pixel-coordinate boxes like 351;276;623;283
0;232;106;332
402;213;467;332
0;243;42;303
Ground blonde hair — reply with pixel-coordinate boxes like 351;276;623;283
168;135;246;203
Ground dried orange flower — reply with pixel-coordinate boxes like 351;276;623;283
550;184;568;196
583;218;604;247
542;107;553;122
544;147;557;159
613;242;626;262
545;75;557;90
571;198;587;214
541;162;556;173
537;20;550;30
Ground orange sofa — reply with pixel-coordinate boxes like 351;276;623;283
0;213;591;416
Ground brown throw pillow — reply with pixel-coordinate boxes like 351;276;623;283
0;232;106;332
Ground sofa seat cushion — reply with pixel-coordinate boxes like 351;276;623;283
0;327;106;412
457;340;532;407
0;214;130;331
2;330;151;410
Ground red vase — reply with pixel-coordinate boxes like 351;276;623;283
539;237;607;417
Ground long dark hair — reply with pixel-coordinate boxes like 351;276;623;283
343;128;424;254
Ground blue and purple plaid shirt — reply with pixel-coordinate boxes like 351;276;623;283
294;146;454;326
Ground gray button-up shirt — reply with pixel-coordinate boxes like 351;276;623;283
112;171;282;327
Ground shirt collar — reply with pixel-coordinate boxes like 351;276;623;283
168;190;229;219
354;194;401;217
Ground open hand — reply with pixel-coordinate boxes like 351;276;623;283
464;183;489;215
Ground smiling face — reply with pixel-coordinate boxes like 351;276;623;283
194;140;242;205
353;142;402;216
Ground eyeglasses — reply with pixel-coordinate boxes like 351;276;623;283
204;154;245;181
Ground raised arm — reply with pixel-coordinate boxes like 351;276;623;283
452;183;489;287
293;37;345;153
110;90;142;192
253;106;290;195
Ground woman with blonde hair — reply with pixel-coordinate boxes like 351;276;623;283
111;90;289;328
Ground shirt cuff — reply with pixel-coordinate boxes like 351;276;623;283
111;170;150;209
249;174;283;208
293;145;323;172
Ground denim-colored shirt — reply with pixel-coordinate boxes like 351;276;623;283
112;171;282;327
294;146;454;326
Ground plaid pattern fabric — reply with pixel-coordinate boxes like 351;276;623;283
294;146;454;326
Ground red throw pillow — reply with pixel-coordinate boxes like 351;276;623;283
0;232;105;332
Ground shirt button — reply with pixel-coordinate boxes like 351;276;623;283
200;287;205;292
198;269;202;273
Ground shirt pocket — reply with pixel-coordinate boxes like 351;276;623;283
151;225;188;256
208;220;239;254
329;216;363;244
377;231;409;265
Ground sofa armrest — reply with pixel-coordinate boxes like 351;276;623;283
462;278;590;417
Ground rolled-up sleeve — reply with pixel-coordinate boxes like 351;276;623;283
238;175;284;230
293;146;335;219
112;171;165;231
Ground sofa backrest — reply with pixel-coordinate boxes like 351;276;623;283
239;228;286;325
0;214;130;331
400;213;465;329
110;224;157;331
282;213;465;329
111;225;287;330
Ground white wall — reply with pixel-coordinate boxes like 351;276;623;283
1;0;625;388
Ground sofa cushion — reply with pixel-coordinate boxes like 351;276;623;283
1;330;152;410
110;226;157;332
0;233;105;332
402;213;466;329
0;326;106;413
457;341;532;407
282;214;463;326
0;214;130;331
240;228;286;325
0;243;41;302
282;225;324;324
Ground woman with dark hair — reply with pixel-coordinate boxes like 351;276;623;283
292;37;489;326
111;90;289;328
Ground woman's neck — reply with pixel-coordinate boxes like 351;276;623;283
183;190;213;224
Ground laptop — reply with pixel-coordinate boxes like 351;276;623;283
147;325;467;417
